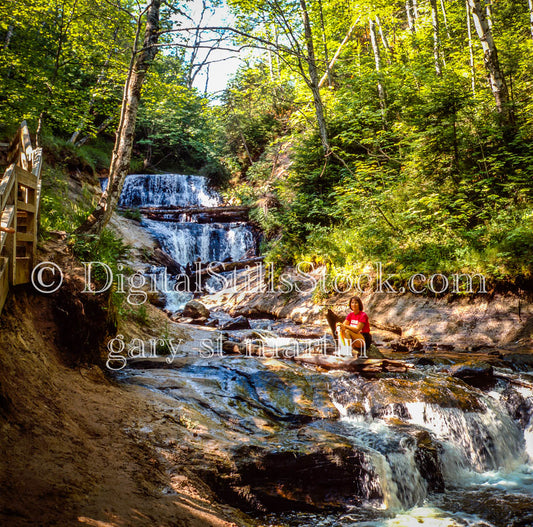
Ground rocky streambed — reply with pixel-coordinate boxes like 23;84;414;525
115;318;533;527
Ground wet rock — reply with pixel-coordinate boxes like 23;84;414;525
413;430;445;493
366;343;385;359
280;327;325;339
501;387;533;428
415;357;435;366
182;300;210;319
205;318;219;328
228;431;382;512
220;316;251;330
332;374;484;413
148;291;166;308
449;361;494;388
391;336;423;353
502;353;533;371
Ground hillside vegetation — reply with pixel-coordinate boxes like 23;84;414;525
1;0;532;287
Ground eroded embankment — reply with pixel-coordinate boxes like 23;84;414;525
0;245;252;527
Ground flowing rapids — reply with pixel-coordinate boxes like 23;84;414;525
120;350;533;526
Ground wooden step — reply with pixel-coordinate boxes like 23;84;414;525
0;256;8;315
14;256;31;285
0;204;15;253
0;164;15;210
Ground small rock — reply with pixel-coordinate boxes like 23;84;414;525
190;317;208;326
391;336;423;353
220;316;251;330
415;357;435;366
182;300;210;319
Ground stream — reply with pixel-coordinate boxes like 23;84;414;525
116;174;533;526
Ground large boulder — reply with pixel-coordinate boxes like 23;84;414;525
181;300;210;319
449;361;494;388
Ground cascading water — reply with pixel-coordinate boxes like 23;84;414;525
119;173;221;208
119;173;256;310
327;371;533;525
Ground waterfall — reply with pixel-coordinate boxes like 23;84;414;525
119;173;220;208
143;219;255;266
331;373;532;511
118;173;256;310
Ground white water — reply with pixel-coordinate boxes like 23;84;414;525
332;378;533;519
118;173;256;311
119;173;220;208
144;218;255;266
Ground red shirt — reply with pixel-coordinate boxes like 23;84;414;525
346;311;370;333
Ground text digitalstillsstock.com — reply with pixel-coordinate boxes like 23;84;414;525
30;260;488;304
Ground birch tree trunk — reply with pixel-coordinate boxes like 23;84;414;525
406;0;415;33
430;0;442;75
528;0;533;43
467;0;513;125
466;0;476;96
440;0;451;38
76;0;161;235
369;18;387;119
375;15;392;64
318;0;332;87
300;0;330;155
412;0;419;21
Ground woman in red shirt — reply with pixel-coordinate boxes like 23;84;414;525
337;296;372;354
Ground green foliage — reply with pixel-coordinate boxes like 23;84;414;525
223;0;533;284
119;208;142;222
0;0;133;139
70;229;129;272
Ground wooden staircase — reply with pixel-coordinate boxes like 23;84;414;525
0;121;43;315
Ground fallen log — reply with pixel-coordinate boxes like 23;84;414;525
137;205;250;214
221;340;412;373
293;355;413;373
197;256;264;276
140;205;250;223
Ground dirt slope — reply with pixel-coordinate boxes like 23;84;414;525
0;285;251;527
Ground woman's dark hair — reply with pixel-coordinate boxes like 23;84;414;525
348;296;363;312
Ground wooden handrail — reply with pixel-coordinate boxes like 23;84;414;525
0;121;43;315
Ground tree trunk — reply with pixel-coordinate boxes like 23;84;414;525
467;0;513;125
412;0;419;20
430;0;442;75
369;18;387;120
528;0;533;43
440;0;451;38
300;0;330;155
375;15;392;64
466;0;476;96
317;0;332;87
76;0;161;235
406;0;415;33
318;20;358;88
318;19;359;88
486;1;493;29
3;25;13;49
